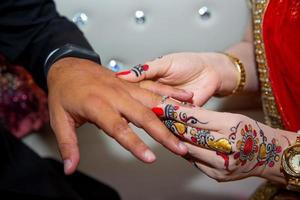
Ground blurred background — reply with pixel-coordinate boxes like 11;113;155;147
23;0;266;199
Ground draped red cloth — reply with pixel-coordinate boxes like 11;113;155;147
263;0;300;131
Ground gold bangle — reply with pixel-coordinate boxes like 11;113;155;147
223;53;246;95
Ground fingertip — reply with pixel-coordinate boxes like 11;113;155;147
143;149;156;163
63;153;80;175
178;141;188;155
64;159;73;175
61;145;80;175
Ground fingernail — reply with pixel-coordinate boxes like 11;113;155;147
152;107;164;117
178;142;188;152
64;159;72;174
144;150;156;162
142;64;149;71
116;70;131;76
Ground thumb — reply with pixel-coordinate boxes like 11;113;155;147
116;56;171;82
50;108;80;175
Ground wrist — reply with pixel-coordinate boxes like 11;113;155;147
44;44;101;77
201;52;239;96
47;57;103;89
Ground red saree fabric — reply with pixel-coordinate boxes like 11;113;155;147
263;0;300;131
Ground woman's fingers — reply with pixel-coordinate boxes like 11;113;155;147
190;84;216;106
116;56;171;82
152;102;232;131
139;80;193;102
163;120;233;154
184;142;229;172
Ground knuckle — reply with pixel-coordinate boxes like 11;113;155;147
131;140;148;153
58;140;78;158
111;121;130;138
147;92;161;106
143;110;158;123
223;112;247;125
160;131;177;145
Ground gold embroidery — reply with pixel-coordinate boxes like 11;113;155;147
252;0;284;129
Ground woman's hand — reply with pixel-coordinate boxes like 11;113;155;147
117;52;239;106
152;102;296;183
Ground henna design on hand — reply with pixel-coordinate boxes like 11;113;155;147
230;121;282;172
217;122;242;171
233;124;260;166
164;104;208;125
228;121;242;144
244;122;282;171
131;64;149;77
164;120;232;154
282;135;291;146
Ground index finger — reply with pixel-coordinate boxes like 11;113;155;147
152;102;230;131
116;56;171;82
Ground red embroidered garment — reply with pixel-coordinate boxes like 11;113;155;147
263;0;300;131
0;56;48;138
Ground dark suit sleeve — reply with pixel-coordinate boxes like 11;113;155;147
0;0;95;90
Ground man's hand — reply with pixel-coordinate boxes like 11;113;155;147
47;57;191;175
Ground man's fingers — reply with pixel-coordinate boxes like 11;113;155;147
117;96;188;156
50;108;80;175
84;101;156;163
139;80;193;102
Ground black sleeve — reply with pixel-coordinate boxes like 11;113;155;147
0;0;95;90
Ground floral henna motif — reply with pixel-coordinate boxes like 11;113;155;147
217;122;242;170
245;122;282;171
164;120;232;154
164;120;187;136
231;122;282;172
217;152;230;170
233;124;259;166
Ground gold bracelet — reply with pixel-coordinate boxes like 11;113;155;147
223;53;246;95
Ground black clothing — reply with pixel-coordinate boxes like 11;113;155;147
0;127;120;200
0;0;95;90
0;1;119;199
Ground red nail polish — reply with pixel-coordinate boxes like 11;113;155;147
116;70;131;76
142;64;149;71
174;106;180;110
152;107;164;117
186;98;193;104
